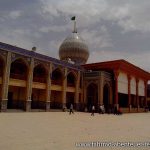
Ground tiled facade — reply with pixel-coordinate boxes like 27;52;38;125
0;42;150;113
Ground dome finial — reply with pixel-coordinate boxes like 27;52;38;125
71;16;77;33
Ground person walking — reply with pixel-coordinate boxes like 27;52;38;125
69;103;74;115
91;105;95;116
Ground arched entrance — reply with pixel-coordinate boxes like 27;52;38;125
66;72;76;109
103;84;110;112
51;68;63;109
32;64;47;109
87;83;98;111
8;58;28;109
67;72;76;87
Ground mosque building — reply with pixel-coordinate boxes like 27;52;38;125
0;17;150;113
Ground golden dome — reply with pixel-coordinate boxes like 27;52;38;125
59;32;89;65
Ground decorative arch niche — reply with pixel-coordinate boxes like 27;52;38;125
33;64;47;83
10;58;28;80
51;68;63;85
67;72;76;87
86;82;98;111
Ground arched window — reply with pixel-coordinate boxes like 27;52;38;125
33;64;47;83
103;84;110;107
51;68;63;85
10;59;28;80
67;72;76;87
87;83;98;111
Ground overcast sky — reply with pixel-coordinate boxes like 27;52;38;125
0;0;150;71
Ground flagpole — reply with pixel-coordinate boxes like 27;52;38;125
71;16;77;33
74;20;77;33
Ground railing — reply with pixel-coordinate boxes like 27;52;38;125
51;80;62;85
51;81;75;87
10;73;26;80
67;83;75;87
33;77;46;83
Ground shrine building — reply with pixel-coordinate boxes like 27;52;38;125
0;19;150;113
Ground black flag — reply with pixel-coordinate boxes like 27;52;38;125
71;16;76;20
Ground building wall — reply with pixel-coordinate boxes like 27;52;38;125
9;86;26;101
83;71;113;112
130;77;136;95
138;79;144;96
115;70;148;112
118;72;128;94
118;72;145;96
0;47;149;113
0;49;81;111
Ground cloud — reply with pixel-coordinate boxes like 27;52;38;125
9;10;22;19
40;0;150;33
0;0;150;72
39;24;70;33
81;26;113;50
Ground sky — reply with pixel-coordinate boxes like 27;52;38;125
0;0;150;72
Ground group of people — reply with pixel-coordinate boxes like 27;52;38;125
91;105;105;116
91;105;104;116
91;104;123;116
68;104;122;116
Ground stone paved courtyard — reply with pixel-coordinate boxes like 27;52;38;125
0;112;150;150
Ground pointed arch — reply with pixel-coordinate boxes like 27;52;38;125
33;63;48;83
8;58;29;110
86;82;98;111
50;67;64;109
103;82;112;112
67;71;77;87
10;58;28;80
34;62;49;74
51;68;63;85
11;57;29;68
67;70;77;80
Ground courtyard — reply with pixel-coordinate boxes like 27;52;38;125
0;112;150;150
